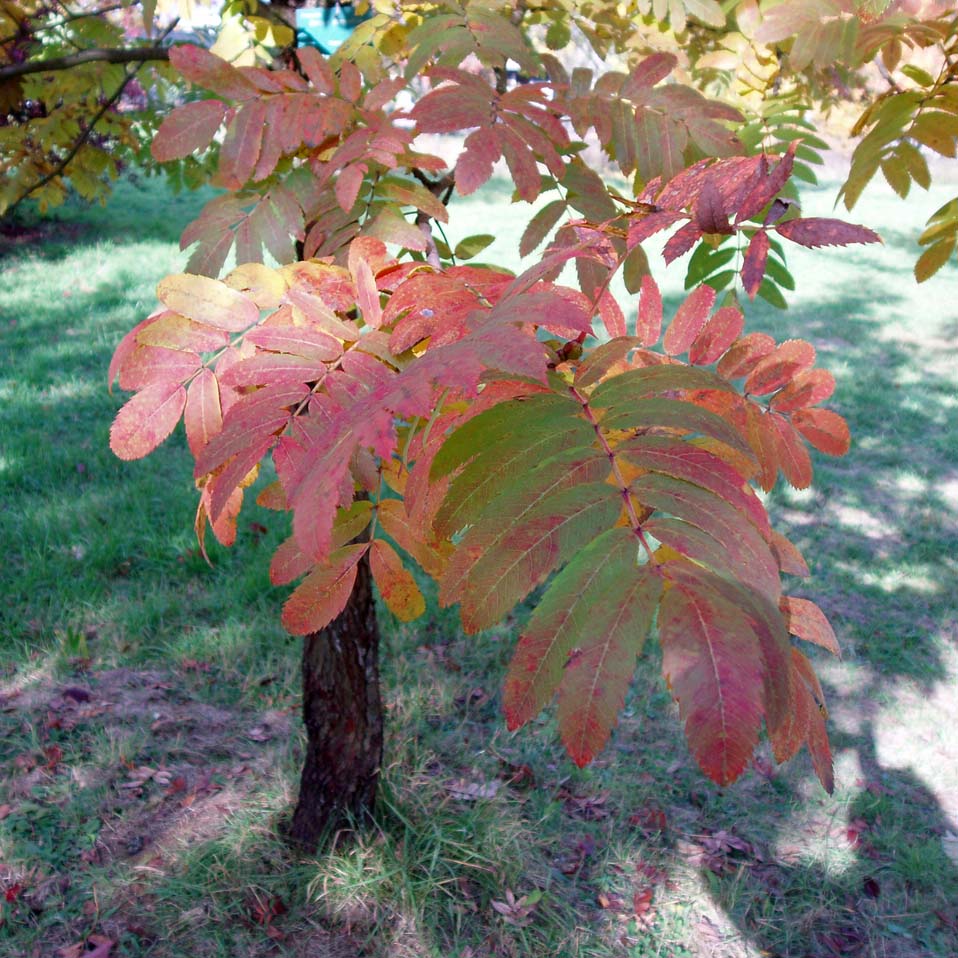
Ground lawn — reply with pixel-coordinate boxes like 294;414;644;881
0;170;957;958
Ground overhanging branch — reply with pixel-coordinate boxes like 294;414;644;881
0;45;171;82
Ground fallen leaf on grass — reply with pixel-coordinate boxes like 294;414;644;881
446;778;499;801
121;766;173;789
561;789;611;820
57;934;114;958
492;888;540;926
0;804;12;820
632;886;654;923
628;805;667;834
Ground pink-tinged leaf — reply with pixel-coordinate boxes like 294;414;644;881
270;534;314;586
744;339;816;396
663;222;704;264
257;480;287;511
157;274;260;332
281;545;366;635
624;51;677;91
776;217;882;249
741;230;770;300
194;382;309;476
770;530;809;577
245;326;342;362
558;563;663;766
659;580;764;787
618;435;769;538
109;316;154;390
152;99;227;162
457;126;502;196
370;539;426;622
335;164;366;212
769;657;808;765
597;290;626;339
688;306;743;365
769;413;813;489
338;60;362;102
792;648;834;793
110;381;187;461
183;368;222;457
790;408;851;456
354;258;383;329
218;353;328;387
664;284;716;356
169;45;259;100
136;312;230;352
218;100;267;190
296;46;334;93
117;345;201;392
769;368;836;413
716;332;776;380
574;337;644;389
635;274;663;346
780;596;840;656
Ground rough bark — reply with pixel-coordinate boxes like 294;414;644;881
288;553;383;850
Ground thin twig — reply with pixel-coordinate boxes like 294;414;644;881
0;45;171;82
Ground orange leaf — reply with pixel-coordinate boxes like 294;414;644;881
744;340;816;396
790;408;851;456
157;274;260;332
110;381;187;461
716;332;775;380
780;596;840;656
769;368;836;413
281;544;367;635
769;530;809;577
370;540;425;621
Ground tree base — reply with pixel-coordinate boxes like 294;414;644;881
287;553;383;851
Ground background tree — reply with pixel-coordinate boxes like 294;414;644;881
99;0;958;850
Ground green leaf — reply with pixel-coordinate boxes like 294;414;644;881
454;234;496;260
914;237;955;283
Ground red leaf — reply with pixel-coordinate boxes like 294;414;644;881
664;284;716;356
281;545;366;635
791;408;851;456
694;180;732;234
741;230;769;300
110;382;187;461
659;580;764;786
663;222;704;264
245;326;343;362
597;289;626;339
152;99;227;162
688;306;743;365
218;100;267;191
635;274;663;346
776;217;882;249
769;413;813;489
744;339;816;396
792;648;834;793
780;596;840;656
457;126;501;196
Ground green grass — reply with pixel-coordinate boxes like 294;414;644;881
0;171;957;957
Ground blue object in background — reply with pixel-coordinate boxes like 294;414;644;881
295;4;371;54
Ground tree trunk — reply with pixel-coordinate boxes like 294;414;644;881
288;553;383;850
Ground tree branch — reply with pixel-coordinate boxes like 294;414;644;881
0;45;170;82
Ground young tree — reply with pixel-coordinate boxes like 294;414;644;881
106;0;957;849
